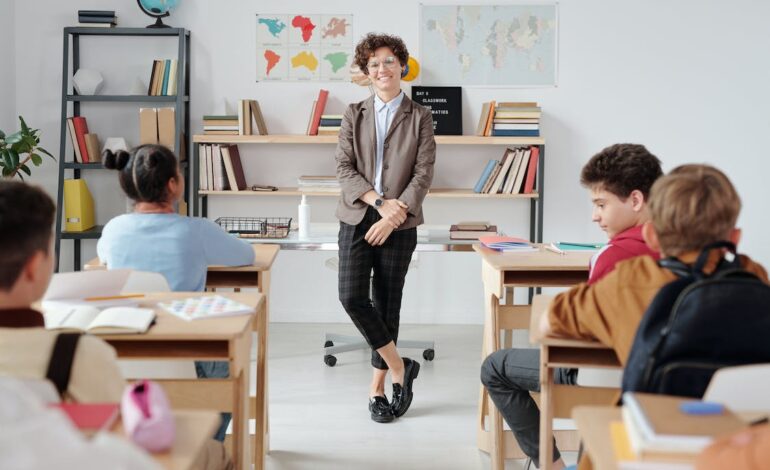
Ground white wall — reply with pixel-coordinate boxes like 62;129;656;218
0;1;15;131
13;0;770;324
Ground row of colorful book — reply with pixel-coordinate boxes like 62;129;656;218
473;146;540;195
198;144;247;191
147;59;178;96
475;101;541;137
203;100;267;136
66;116;100;163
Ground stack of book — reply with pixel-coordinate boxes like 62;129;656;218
476;101;541;137
449;222;497;240
66;116;100;163
306;89;329;135
478;235;537;252
148;59;178;96
297;175;340;193
198;144;247;191
317;114;343;136
77;10;117;27
203;115;238;135
473;146;540;195
614;392;745;467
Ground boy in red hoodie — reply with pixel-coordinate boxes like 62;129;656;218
481;144;663;469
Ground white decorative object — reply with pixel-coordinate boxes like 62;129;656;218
72;69;104;95
103;137;128;153
129;77;147;95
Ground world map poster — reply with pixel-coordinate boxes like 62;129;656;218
256;14;354;82
420;5;557;86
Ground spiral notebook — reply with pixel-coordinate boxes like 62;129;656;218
160;295;254;321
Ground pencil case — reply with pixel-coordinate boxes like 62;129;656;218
121;379;175;452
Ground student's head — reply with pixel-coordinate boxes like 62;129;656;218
103;144;182;205
580;144;663;238
354;33;409;94
0;181;56;303
644;164;741;257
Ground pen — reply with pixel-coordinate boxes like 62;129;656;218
545;243;565;255
557;241;603;249
84;293;145;301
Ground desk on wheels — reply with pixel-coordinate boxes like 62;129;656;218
474;245;595;470
100;292;262;470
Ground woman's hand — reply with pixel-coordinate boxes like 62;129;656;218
377;199;408;228
365;219;395;246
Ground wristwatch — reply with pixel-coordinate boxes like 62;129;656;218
374;198;384;208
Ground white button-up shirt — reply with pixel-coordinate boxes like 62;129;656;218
373;91;404;195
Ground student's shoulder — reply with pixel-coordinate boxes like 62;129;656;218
612;255;673;286
738;254;770;283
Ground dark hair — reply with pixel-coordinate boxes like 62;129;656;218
354;33;409;75
0;181;56;291
580;144;663;199
103;144;179;203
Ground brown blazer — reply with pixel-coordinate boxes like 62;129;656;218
335;94;436;229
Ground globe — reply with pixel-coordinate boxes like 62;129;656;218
137;0;180;28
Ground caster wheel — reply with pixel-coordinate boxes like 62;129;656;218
324;355;337;367
423;349;435;361
324;340;334;348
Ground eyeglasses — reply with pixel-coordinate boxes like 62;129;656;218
367;56;399;72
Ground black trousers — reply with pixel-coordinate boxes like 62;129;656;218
338;207;417;369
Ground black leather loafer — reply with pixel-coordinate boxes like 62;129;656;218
369;396;394;423
391;357;420;418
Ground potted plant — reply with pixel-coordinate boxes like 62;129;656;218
0;116;55;180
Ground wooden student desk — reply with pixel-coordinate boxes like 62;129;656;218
111;410;219;470
99;292;263;470
529;296;622;470
473;245;596;470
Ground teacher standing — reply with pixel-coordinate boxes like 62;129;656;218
335;33;436;423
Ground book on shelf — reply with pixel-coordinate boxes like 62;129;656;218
203;115;238;121
491;129;540;137
478;235;537;252
69;116;90;163
249;100;269;135
476;102;493;136
308;89;329;135
480;161;502;194
455;222;491;231
490;148;516;193
84;133;101;163
76;22;115;28
44;305;155;335
147;59;177;96
484;100;497;136
220;144;247;190
157;107;175;151
211;144;229;191
77;16;117;24
305;100;318;135
622;392;745;461
522;146;540;194
501;149;524;194
449;224;498;240
319;115;342;127
473;159;498;193
78;10;116;17
297;175;340;192
411;86;462;135
52;403;120;437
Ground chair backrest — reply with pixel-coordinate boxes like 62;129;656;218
703;364;770;411
121;271;171;294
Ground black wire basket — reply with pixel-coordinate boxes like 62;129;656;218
215;217;292;239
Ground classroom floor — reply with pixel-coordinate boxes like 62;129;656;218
258;323;578;470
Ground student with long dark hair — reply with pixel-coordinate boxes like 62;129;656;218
98;144;254;442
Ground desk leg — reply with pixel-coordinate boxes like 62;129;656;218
485;296;505;469
233;331;252;470
539;344;555;470
254;294;269;470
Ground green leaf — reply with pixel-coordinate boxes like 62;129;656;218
9;149;19;168
31;153;43;166
1;165;11;177
19;164;31;176
2;149;12;169
0;129;5;139
38;147;55;160
4;131;22;145
18;116;29;134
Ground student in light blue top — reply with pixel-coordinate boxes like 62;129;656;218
97;144;254;441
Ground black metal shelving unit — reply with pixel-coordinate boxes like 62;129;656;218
55;26;190;271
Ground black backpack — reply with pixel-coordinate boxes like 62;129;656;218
622;241;770;398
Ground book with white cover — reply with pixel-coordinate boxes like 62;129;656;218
44;305;155;334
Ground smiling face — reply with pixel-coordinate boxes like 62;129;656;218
590;186;645;239
367;47;404;96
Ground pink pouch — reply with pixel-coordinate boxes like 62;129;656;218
121;380;175;452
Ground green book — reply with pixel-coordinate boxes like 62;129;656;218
202;115;238;120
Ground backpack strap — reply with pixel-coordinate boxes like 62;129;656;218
658;257;692;278
693;241;738;273
45;333;82;398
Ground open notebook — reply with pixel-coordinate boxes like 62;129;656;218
44;305;155;334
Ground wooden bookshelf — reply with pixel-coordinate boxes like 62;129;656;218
192;134;545;146
198;188;539;199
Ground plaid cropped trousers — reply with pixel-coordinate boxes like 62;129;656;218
338;207;417;369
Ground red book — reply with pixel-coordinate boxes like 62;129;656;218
52;403;120;435
71;117;90;163
308;89;328;136
224;144;247;190
523;146;540;194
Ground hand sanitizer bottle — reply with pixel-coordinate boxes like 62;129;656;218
298;195;310;239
